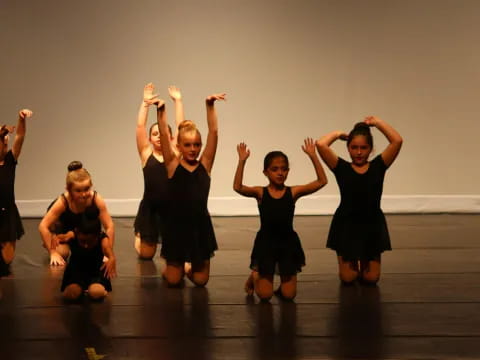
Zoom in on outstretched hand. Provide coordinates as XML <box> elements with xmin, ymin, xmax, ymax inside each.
<box><xmin>364</xmin><ymin>116</ymin><xmax>380</xmax><ymax>127</ymax></box>
<box><xmin>143</xmin><ymin>83</ymin><xmax>159</xmax><ymax>105</ymax></box>
<box><xmin>237</xmin><ymin>142</ymin><xmax>250</xmax><ymax>161</ymax></box>
<box><xmin>18</xmin><ymin>109</ymin><xmax>33</xmax><ymax>119</ymax></box>
<box><xmin>101</xmin><ymin>257</ymin><xmax>117</xmax><ymax>279</ymax></box>
<box><xmin>206</xmin><ymin>93</ymin><xmax>227</xmax><ymax>105</ymax></box>
<box><xmin>50</xmin><ymin>252</ymin><xmax>66</xmax><ymax>266</ymax></box>
<box><xmin>301</xmin><ymin>138</ymin><xmax>316</xmax><ymax>157</ymax></box>
<box><xmin>168</xmin><ymin>85</ymin><xmax>182</xmax><ymax>101</ymax></box>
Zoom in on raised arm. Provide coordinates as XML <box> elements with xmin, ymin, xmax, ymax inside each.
<box><xmin>200</xmin><ymin>93</ymin><xmax>226</xmax><ymax>174</ymax></box>
<box><xmin>292</xmin><ymin>138</ymin><xmax>328</xmax><ymax>200</ymax></box>
<box><xmin>315</xmin><ymin>130</ymin><xmax>348</xmax><ymax>170</ymax></box>
<box><xmin>168</xmin><ymin>85</ymin><xmax>185</xmax><ymax>148</ymax></box>
<box><xmin>12</xmin><ymin>109</ymin><xmax>33</xmax><ymax>160</ymax></box>
<box><xmin>233</xmin><ymin>142</ymin><xmax>263</xmax><ymax>199</ymax></box>
<box><xmin>136</xmin><ymin>83</ymin><xmax>157</xmax><ymax>165</ymax></box>
<box><xmin>100</xmin><ymin>236</ymin><xmax>117</xmax><ymax>279</ymax></box>
<box><xmin>364</xmin><ymin>116</ymin><xmax>403</xmax><ymax>168</ymax></box>
<box><xmin>95</xmin><ymin>193</ymin><xmax>115</xmax><ymax>247</ymax></box>
<box><xmin>154</xmin><ymin>99</ymin><xmax>178</xmax><ymax>176</ymax></box>
<box><xmin>38</xmin><ymin>197</ymin><xmax>67</xmax><ymax>265</ymax></box>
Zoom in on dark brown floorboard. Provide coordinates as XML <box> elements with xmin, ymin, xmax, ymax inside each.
<box><xmin>1</xmin><ymin>215</ymin><xmax>479</xmax><ymax>359</ymax></box>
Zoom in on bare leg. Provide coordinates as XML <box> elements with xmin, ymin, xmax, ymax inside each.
<box><xmin>88</xmin><ymin>283</ymin><xmax>107</xmax><ymax>300</ymax></box>
<box><xmin>360</xmin><ymin>256</ymin><xmax>381</xmax><ymax>284</ymax></box>
<box><xmin>244</xmin><ymin>271</ymin><xmax>254</xmax><ymax>296</ymax></box>
<box><xmin>252</xmin><ymin>271</ymin><xmax>274</xmax><ymax>302</ymax></box>
<box><xmin>277</xmin><ymin>275</ymin><xmax>297</xmax><ymax>300</ymax></box>
<box><xmin>163</xmin><ymin>262</ymin><xmax>184</xmax><ymax>287</ymax></box>
<box><xmin>337</xmin><ymin>256</ymin><xmax>359</xmax><ymax>284</ymax></box>
<box><xmin>134</xmin><ymin>233</ymin><xmax>157</xmax><ymax>260</ymax></box>
<box><xmin>1</xmin><ymin>241</ymin><xmax>15</xmax><ymax>264</ymax></box>
<box><xmin>63</xmin><ymin>283</ymin><xmax>83</xmax><ymax>301</ymax></box>
<box><xmin>187</xmin><ymin>260</ymin><xmax>210</xmax><ymax>287</ymax></box>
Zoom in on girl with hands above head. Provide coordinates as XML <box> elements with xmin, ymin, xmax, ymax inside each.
<box><xmin>154</xmin><ymin>90</ymin><xmax>226</xmax><ymax>287</ymax></box>
<box><xmin>38</xmin><ymin>161</ymin><xmax>115</xmax><ymax>266</ymax></box>
<box><xmin>233</xmin><ymin>138</ymin><xmax>328</xmax><ymax>301</ymax></box>
<box><xmin>59</xmin><ymin>216</ymin><xmax>116</xmax><ymax>302</ymax></box>
<box><xmin>134</xmin><ymin>83</ymin><xmax>184</xmax><ymax>260</ymax></box>
<box><xmin>0</xmin><ymin>109</ymin><xmax>33</xmax><ymax>278</ymax></box>
<box><xmin>316</xmin><ymin>116</ymin><xmax>403</xmax><ymax>285</ymax></box>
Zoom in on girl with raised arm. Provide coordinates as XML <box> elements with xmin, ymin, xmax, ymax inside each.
<box><xmin>134</xmin><ymin>83</ymin><xmax>184</xmax><ymax>259</ymax></box>
<box><xmin>38</xmin><ymin>161</ymin><xmax>114</xmax><ymax>266</ymax></box>
<box><xmin>0</xmin><ymin>109</ymin><xmax>33</xmax><ymax>277</ymax></box>
<box><xmin>152</xmin><ymin>91</ymin><xmax>225</xmax><ymax>287</ymax></box>
<box><xmin>316</xmin><ymin>116</ymin><xmax>402</xmax><ymax>285</ymax></box>
<box><xmin>233</xmin><ymin>139</ymin><xmax>327</xmax><ymax>301</ymax></box>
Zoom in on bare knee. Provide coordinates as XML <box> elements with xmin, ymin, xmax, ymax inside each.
<box><xmin>191</xmin><ymin>272</ymin><xmax>209</xmax><ymax>287</ymax></box>
<box><xmin>339</xmin><ymin>269</ymin><xmax>359</xmax><ymax>284</ymax></box>
<box><xmin>135</xmin><ymin>236</ymin><xmax>157</xmax><ymax>260</ymax></box>
<box><xmin>279</xmin><ymin>288</ymin><xmax>297</xmax><ymax>300</ymax></box>
<box><xmin>256</xmin><ymin>287</ymin><xmax>273</xmax><ymax>301</ymax></box>
<box><xmin>1</xmin><ymin>242</ymin><xmax>16</xmax><ymax>264</ymax></box>
<box><xmin>164</xmin><ymin>264</ymin><xmax>184</xmax><ymax>287</ymax></box>
<box><xmin>88</xmin><ymin>283</ymin><xmax>107</xmax><ymax>300</ymax></box>
<box><xmin>63</xmin><ymin>284</ymin><xmax>83</xmax><ymax>301</ymax></box>
<box><xmin>362</xmin><ymin>270</ymin><xmax>380</xmax><ymax>284</ymax></box>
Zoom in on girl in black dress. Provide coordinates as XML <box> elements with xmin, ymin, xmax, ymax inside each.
<box><xmin>316</xmin><ymin>116</ymin><xmax>402</xmax><ymax>284</ymax></box>
<box><xmin>38</xmin><ymin>162</ymin><xmax>115</xmax><ymax>266</ymax></box>
<box><xmin>134</xmin><ymin>83</ymin><xmax>184</xmax><ymax>259</ymax></box>
<box><xmin>148</xmin><ymin>90</ymin><xmax>225</xmax><ymax>287</ymax></box>
<box><xmin>57</xmin><ymin>216</ymin><xmax>116</xmax><ymax>301</ymax></box>
<box><xmin>0</xmin><ymin>109</ymin><xmax>33</xmax><ymax>278</ymax></box>
<box><xmin>233</xmin><ymin>139</ymin><xmax>327</xmax><ymax>301</ymax></box>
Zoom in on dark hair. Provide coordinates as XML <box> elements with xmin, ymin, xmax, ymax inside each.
<box><xmin>263</xmin><ymin>151</ymin><xmax>289</xmax><ymax>171</ymax></box>
<box><xmin>76</xmin><ymin>216</ymin><xmax>101</xmax><ymax>235</ymax></box>
<box><xmin>66</xmin><ymin>161</ymin><xmax>92</xmax><ymax>191</ymax></box>
<box><xmin>347</xmin><ymin>122</ymin><xmax>373</xmax><ymax>148</ymax></box>
<box><xmin>0</xmin><ymin>125</ymin><xmax>10</xmax><ymax>143</ymax></box>
<box><xmin>149</xmin><ymin>123</ymin><xmax>172</xmax><ymax>137</ymax></box>
<box><xmin>67</xmin><ymin>161</ymin><xmax>83</xmax><ymax>172</ymax></box>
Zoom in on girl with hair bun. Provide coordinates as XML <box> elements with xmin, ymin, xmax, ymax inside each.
<box><xmin>316</xmin><ymin>116</ymin><xmax>403</xmax><ymax>285</ymax></box>
<box><xmin>0</xmin><ymin>109</ymin><xmax>33</xmax><ymax>278</ymax></box>
<box><xmin>147</xmin><ymin>90</ymin><xmax>226</xmax><ymax>287</ymax></box>
<box><xmin>233</xmin><ymin>139</ymin><xmax>327</xmax><ymax>301</ymax></box>
<box><xmin>38</xmin><ymin>161</ymin><xmax>115</xmax><ymax>266</ymax></box>
<box><xmin>134</xmin><ymin>83</ymin><xmax>184</xmax><ymax>260</ymax></box>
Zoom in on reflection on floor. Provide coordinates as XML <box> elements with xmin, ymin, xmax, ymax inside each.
<box><xmin>1</xmin><ymin>215</ymin><xmax>479</xmax><ymax>359</ymax></box>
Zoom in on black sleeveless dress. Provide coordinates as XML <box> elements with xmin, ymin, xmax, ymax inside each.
<box><xmin>327</xmin><ymin>155</ymin><xmax>391</xmax><ymax>261</ymax></box>
<box><xmin>160</xmin><ymin>163</ymin><xmax>217</xmax><ymax>264</ymax></box>
<box><xmin>134</xmin><ymin>154</ymin><xmax>169</xmax><ymax>244</ymax></box>
<box><xmin>250</xmin><ymin>187</ymin><xmax>305</xmax><ymax>276</ymax></box>
<box><xmin>0</xmin><ymin>150</ymin><xmax>24</xmax><ymax>276</ymax></box>
<box><xmin>61</xmin><ymin>232</ymin><xmax>112</xmax><ymax>291</ymax></box>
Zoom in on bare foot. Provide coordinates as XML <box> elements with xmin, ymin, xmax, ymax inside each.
<box><xmin>244</xmin><ymin>273</ymin><xmax>254</xmax><ymax>296</ymax></box>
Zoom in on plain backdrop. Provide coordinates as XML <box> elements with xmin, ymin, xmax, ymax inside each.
<box><xmin>1</xmin><ymin>0</ymin><xmax>479</xmax><ymax>214</ymax></box>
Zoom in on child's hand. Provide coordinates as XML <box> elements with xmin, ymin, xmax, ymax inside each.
<box><xmin>301</xmin><ymin>138</ymin><xmax>316</xmax><ymax>157</ymax></box>
<box><xmin>101</xmin><ymin>257</ymin><xmax>117</xmax><ymax>279</ymax></box>
<box><xmin>237</xmin><ymin>142</ymin><xmax>250</xmax><ymax>161</ymax></box>
<box><xmin>364</xmin><ymin>116</ymin><xmax>380</xmax><ymax>127</ymax></box>
<box><xmin>143</xmin><ymin>83</ymin><xmax>159</xmax><ymax>105</ymax></box>
<box><xmin>338</xmin><ymin>131</ymin><xmax>349</xmax><ymax>141</ymax></box>
<box><xmin>168</xmin><ymin>85</ymin><xmax>182</xmax><ymax>101</ymax></box>
<box><xmin>206</xmin><ymin>93</ymin><xmax>226</xmax><ymax>105</ymax></box>
<box><xmin>19</xmin><ymin>109</ymin><xmax>33</xmax><ymax>119</ymax></box>
<box><xmin>49</xmin><ymin>251</ymin><xmax>66</xmax><ymax>266</ymax></box>
<box><xmin>55</xmin><ymin>231</ymin><xmax>74</xmax><ymax>244</ymax></box>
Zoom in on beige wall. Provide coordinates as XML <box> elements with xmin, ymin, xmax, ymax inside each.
<box><xmin>1</xmin><ymin>0</ymin><xmax>479</xmax><ymax>209</ymax></box>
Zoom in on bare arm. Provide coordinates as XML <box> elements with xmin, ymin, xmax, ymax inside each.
<box><xmin>136</xmin><ymin>83</ymin><xmax>157</xmax><ymax>165</ymax></box>
<box><xmin>12</xmin><ymin>109</ymin><xmax>33</xmax><ymax>160</ymax></box>
<box><xmin>168</xmin><ymin>85</ymin><xmax>185</xmax><ymax>148</ymax></box>
<box><xmin>233</xmin><ymin>142</ymin><xmax>263</xmax><ymax>199</ymax></box>
<box><xmin>38</xmin><ymin>197</ymin><xmax>67</xmax><ymax>265</ymax></box>
<box><xmin>315</xmin><ymin>130</ymin><xmax>348</xmax><ymax>170</ymax></box>
<box><xmin>95</xmin><ymin>194</ymin><xmax>115</xmax><ymax>247</ymax></box>
<box><xmin>364</xmin><ymin>116</ymin><xmax>403</xmax><ymax>168</ymax></box>
<box><xmin>292</xmin><ymin>138</ymin><xmax>328</xmax><ymax>200</ymax></box>
<box><xmin>155</xmin><ymin>100</ymin><xmax>178</xmax><ymax>177</ymax></box>
<box><xmin>100</xmin><ymin>236</ymin><xmax>117</xmax><ymax>279</ymax></box>
<box><xmin>200</xmin><ymin>93</ymin><xmax>226</xmax><ymax>174</ymax></box>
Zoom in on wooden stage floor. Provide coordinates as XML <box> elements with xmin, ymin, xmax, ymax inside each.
<box><xmin>1</xmin><ymin>215</ymin><xmax>479</xmax><ymax>359</ymax></box>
